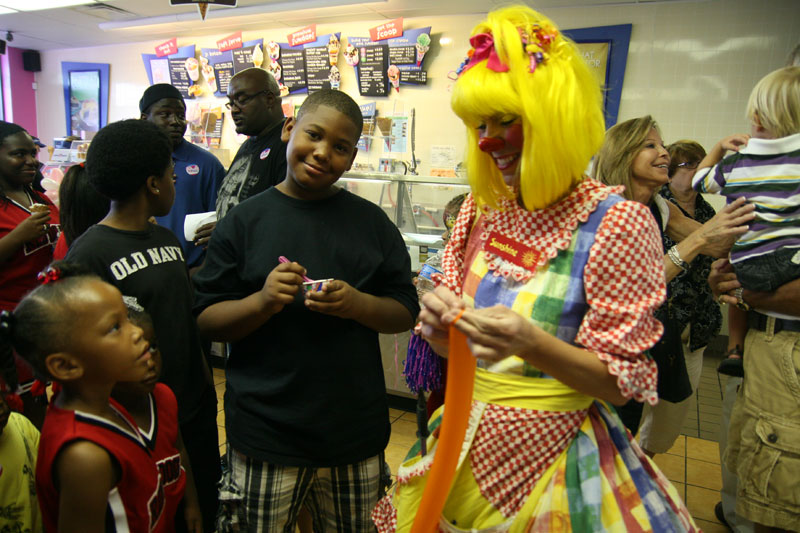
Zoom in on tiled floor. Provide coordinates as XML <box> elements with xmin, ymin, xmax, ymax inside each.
<box><xmin>211</xmin><ymin>347</ymin><xmax>731</xmax><ymax>531</ymax></box>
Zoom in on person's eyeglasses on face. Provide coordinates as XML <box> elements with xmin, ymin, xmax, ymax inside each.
<box><xmin>225</xmin><ymin>90</ymin><xmax>271</xmax><ymax>110</ymax></box>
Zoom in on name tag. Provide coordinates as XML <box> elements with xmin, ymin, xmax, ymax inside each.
<box><xmin>484</xmin><ymin>230</ymin><xmax>541</xmax><ymax>271</ymax></box>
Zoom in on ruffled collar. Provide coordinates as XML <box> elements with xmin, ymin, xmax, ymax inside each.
<box><xmin>441</xmin><ymin>178</ymin><xmax>623</xmax><ymax>295</ymax></box>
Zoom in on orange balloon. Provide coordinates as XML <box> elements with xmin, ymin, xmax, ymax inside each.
<box><xmin>410</xmin><ymin>326</ymin><xmax>476</xmax><ymax>532</ymax></box>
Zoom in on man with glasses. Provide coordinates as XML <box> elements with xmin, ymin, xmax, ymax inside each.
<box><xmin>216</xmin><ymin>68</ymin><xmax>287</xmax><ymax>218</ymax></box>
<box><xmin>139</xmin><ymin>83</ymin><xmax>225</xmax><ymax>272</ymax></box>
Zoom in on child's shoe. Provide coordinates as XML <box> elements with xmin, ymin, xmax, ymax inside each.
<box><xmin>717</xmin><ymin>346</ymin><xmax>744</xmax><ymax>377</ymax></box>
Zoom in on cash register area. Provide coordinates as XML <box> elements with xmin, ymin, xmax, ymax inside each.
<box><xmin>213</xmin><ymin>348</ymin><xmax>733</xmax><ymax>532</ymax></box>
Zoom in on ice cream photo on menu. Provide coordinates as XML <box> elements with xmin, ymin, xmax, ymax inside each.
<box><xmin>387</xmin><ymin>64</ymin><xmax>400</xmax><ymax>92</ymax></box>
<box><xmin>185</xmin><ymin>57</ymin><xmax>200</xmax><ymax>81</ymax></box>
<box><xmin>267</xmin><ymin>40</ymin><xmax>280</xmax><ymax>61</ymax></box>
<box><xmin>329</xmin><ymin>65</ymin><xmax>341</xmax><ymax>90</ymax></box>
<box><xmin>416</xmin><ymin>33</ymin><xmax>431</xmax><ymax>66</ymax></box>
<box><xmin>328</xmin><ymin>34</ymin><xmax>340</xmax><ymax>66</ymax></box>
<box><xmin>252</xmin><ymin>44</ymin><xmax>264</xmax><ymax>68</ymax></box>
<box><xmin>345</xmin><ymin>42</ymin><xmax>359</xmax><ymax>66</ymax></box>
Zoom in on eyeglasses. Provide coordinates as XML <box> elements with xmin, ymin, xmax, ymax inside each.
<box><xmin>677</xmin><ymin>161</ymin><xmax>699</xmax><ymax>170</ymax></box>
<box><xmin>225</xmin><ymin>90</ymin><xmax>271</xmax><ymax>110</ymax></box>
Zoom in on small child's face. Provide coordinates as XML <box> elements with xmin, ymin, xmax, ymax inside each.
<box><xmin>441</xmin><ymin>211</ymin><xmax>457</xmax><ymax>244</ymax></box>
<box><xmin>280</xmin><ymin>105</ymin><xmax>359</xmax><ymax>200</ymax></box>
<box><xmin>114</xmin><ymin>321</ymin><xmax>161</xmax><ymax>397</ymax></box>
<box><xmin>66</xmin><ymin>281</ymin><xmax>154</xmax><ymax>384</ymax></box>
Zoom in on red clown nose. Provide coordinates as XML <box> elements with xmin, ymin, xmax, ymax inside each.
<box><xmin>478</xmin><ymin>136</ymin><xmax>505</xmax><ymax>153</ymax></box>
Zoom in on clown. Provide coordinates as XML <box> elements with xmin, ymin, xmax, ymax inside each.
<box><xmin>372</xmin><ymin>6</ymin><xmax>700</xmax><ymax>532</ymax></box>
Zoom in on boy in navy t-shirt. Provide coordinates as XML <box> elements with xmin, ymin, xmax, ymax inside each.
<box><xmin>194</xmin><ymin>90</ymin><xmax>418</xmax><ymax>531</ymax></box>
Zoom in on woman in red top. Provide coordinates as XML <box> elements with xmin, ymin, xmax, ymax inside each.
<box><xmin>0</xmin><ymin>121</ymin><xmax>60</xmax><ymax>426</ymax></box>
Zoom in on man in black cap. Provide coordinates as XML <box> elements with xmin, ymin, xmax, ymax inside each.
<box><xmin>216</xmin><ymin>68</ymin><xmax>287</xmax><ymax>218</ymax></box>
<box><xmin>139</xmin><ymin>83</ymin><xmax>225</xmax><ymax>272</ymax></box>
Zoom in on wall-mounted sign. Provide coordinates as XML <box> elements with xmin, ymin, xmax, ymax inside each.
<box><xmin>201</xmin><ymin>38</ymin><xmax>263</xmax><ymax>96</ymax></box>
<box><xmin>155</xmin><ymin>38</ymin><xmax>178</xmax><ymax>57</ymax></box>
<box><xmin>217</xmin><ymin>31</ymin><xmax>243</xmax><ymax>52</ymax></box>
<box><xmin>348</xmin><ymin>26</ymin><xmax>430</xmax><ymax>97</ymax></box>
<box><xmin>142</xmin><ymin>45</ymin><xmax>199</xmax><ymax>99</ymax></box>
<box><xmin>288</xmin><ymin>24</ymin><xmax>317</xmax><ymax>47</ymax></box>
<box><xmin>369</xmin><ymin>18</ymin><xmax>403</xmax><ymax>42</ymax></box>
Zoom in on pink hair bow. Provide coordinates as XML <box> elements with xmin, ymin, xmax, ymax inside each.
<box><xmin>463</xmin><ymin>33</ymin><xmax>509</xmax><ymax>74</ymax></box>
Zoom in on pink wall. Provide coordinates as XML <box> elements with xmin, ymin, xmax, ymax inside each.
<box><xmin>2</xmin><ymin>46</ymin><xmax>37</xmax><ymax>135</ymax></box>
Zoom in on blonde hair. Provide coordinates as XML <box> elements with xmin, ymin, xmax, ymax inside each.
<box><xmin>451</xmin><ymin>5</ymin><xmax>605</xmax><ymax>211</ymax></box>
<box><xmin>746</xmin><ymin>66</ymin><xmax>800</xmax><ymax>138</ymax></box>
<box><xmin>591</xmin><ymin>116</ymin><xmax>658</xmax><ymax>201</ymax></box>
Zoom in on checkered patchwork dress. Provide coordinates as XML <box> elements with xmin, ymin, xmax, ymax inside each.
<box><xmin>373</xmin><ymin>179</ymin><xmax>699</xmax><ymax>532</ymax></box>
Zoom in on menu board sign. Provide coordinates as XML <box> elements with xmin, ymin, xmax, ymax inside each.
<box><xmin>288</xmin><ymin>24</ymin><xmax>317</xmax><ymax>47</ymax></box>
<box><xmin>348</xmin><ymin>26</ymin><xmax>431</xmax><ymax>96</ymax></box>
<box><xmin>142</xmin><ymin>44</ymin><xmax>198</xmax><ymax>99</ymax></box>
<box><xmin>304</xmin><ymin>46</ymin><xmax>331</xmax><ymax>93</ymax></box>
<box><xmin>217</xmin><ymin>31</ymin><xmax>243</xmax><ymax>52</ymax></box>
<box><xmin>155</xmin><ymin>38</ymin><xmax>178</xmax><ymax>57</ymax></box>
<box><xmin>349</xmin><ymin>42</ymin><xmax>389</xmax><ymax>97</ymax></box>
<box><xmin>272</xmin><ymin>32</ymin><xmax>341</xmax><ymax>95</ymax></box>
<box><xmin>369</xmin><ymin>18</ymin><xmax>403</xmax><ymax>42</ymax></box>
<box><xmin>201</xmin><ymin>38</ymin><xmax>263</xmax><ymax>97</ymax></box>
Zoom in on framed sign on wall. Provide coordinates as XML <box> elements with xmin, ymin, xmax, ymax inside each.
<box><xmin>61</xmin><ymin>62</ymin><xmax>109</xmax><ymax>139</ymax></box>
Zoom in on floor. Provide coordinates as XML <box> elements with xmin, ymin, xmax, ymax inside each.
<box><xmin>211</xmin><ymin>346</ymin><xmax>732</xmax><ymax>531</ymax></box>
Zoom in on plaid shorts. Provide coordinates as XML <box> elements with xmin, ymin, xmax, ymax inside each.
<box><xmin>217</xmin><ymin>445</ymin><xmax>387</xmax><ymax>532</ymax></box>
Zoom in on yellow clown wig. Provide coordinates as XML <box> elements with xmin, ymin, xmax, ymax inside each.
<box><xmin>451</xmin><ymin>6</ymin><xmax>606</xmax><ymax>211</ymax></box>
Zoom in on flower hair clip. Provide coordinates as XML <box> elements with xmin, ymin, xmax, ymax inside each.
<box><xmin>451</xmin><ymin>23</ymin><xmax>559</xmax><ymax>78</ymax></box>
<box><xmin>520</xmin><ymin>23</ymin><xmax>558</xmax><ymax>73</ymax></box>
<box><xmin>37</xmin><ymin>265</ymin><xmax>63</xmax><ymax>285</ymax></box>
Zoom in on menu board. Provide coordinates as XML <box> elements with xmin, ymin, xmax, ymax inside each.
<box><xmin>388</xmin><ymin>46</ymin><xmax>415</xmax><ymax>65</ymax></box>
<box><xmin>348</xmin><ymin>27</ymin><xmax>431</xmax><ymax>96</ymax></box>
<box><xmin>304</xmin><ymin>46</ymin><xmax>332</xmax><ymax>93</ymax></box>
<box><xmin>142</xmin><ymin>45</ymin><xmax>197</xmax><ymax>99</ymax></box>
<box><xmin>201</xmin><ymin>39</ymin><xmax>263</xmax><ymax>97</ymax></box>
<box><xmin>273</xmin><ymin>33</ymin><xmax>341</xmax><ymax>95</ymax></box>
<box><xmin>399</xmin><ymin>68</ymin><xmax>427</xmax><ymax>85</ymax></box>
<box><xmin>168</xmin><ymin>58</ymin><xmax>193</xmax><ymax>97</ymax></box>
<box><xmin>280</xmin><ymin>48</ymin><xmax>307</xmax><ymax>93</ymax></box>
<box><xmin>356</xmin><ymin>44</ymin><xmax>389</xmax><ymax>97</ymax></box>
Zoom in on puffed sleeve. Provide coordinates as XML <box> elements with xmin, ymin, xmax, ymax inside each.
<box><xmin>576</xmin><ymin>200</ymin><xmax>665</xmax><ymax>405</ymax></box>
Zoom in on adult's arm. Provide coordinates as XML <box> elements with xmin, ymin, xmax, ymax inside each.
<box><xmin>709</xmin><ymin>258</ymin><xmax>800</xmax><ymax>316</ymax></box>
<box><xmin>663</xmin><ymin>198</ymin><xmax>754</xmax><ymax>283</ymax></box>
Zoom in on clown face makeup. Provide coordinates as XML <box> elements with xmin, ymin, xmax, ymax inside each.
<box><xmin>477</xmin><ymin>115</ymin><xmax>523</xmax><ymax>186</ymax></box>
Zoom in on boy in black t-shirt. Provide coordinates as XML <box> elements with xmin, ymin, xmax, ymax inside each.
<box><xmin>65</xmin><ymin>119</ymin><xmax>220</xmax><ymax>532</ymax></box>
<box><xmin>194</xmin><ymin>90</ymin><xmax>418</xmax><ymax>531</ymax></box>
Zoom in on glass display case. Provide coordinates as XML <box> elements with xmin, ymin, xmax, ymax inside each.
<box><xmin>339</xmin><ymin>172</ymin><xmax>470</xmax><ymax>398</ymax></box>
<box><xmin>339</xmin><ymin>171</ymin><xmax>470</xmax><ymax>272</ymax></box>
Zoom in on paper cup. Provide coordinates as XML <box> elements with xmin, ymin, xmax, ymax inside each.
<box><xmin>302</xmin><ymin>278</ymin><xmax>333</xmax><ymax>293</ymax></box>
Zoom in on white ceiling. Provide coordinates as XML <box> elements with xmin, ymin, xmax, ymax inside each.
<box><xmin>0</xmin><ymin>0</ymin><xmax>666</xmax><ymax>51</ymax></box>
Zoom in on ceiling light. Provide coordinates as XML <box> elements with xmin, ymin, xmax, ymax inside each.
<box><xmin>0</xmin><ymin>0</ymin><xmax>97</xmax><ymax>12</ymax></box>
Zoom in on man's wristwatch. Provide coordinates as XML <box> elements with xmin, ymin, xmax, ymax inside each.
<box><xmin>734</xmin><ymin>287</ymin><xmax>750</xmax><ymax>311</ymax></box>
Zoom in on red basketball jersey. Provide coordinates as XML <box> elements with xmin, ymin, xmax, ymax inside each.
<box><xmin>36</xmin><ymin>399</ymin><xmax>165</xmax><ymax>532</ymax></box>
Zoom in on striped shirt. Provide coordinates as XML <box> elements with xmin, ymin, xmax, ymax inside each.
<box><xmin>693</xmin><ymin>133</ymin><xmax>800</xmax><ymax>263</ymax></box>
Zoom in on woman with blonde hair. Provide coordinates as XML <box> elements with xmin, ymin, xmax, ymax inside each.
<box><xmin>373</xmin><ymin>7</ymin><xmax>701</xmax><ymax>531</ymax></box>
<box><xmin>592</xmin><ymin>117</ymin><xmax>753</xmax><ymax>441</ymax></box>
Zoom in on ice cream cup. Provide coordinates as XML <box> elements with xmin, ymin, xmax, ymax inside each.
<box><xmin>185</xmin><ymin>57</ymin><xmax>200</xmax><ymax>82</ymax></box>
<box><xmin>303</xmin><ymin>279</ymin><xmax>334</xmax><ymax>293</ymax></box>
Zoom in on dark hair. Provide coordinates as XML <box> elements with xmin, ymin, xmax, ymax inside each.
<box><xmin>444</xmin><ymin>194</ymin><xmax>467</xmax><ymax>217</ymax></box>
<box><xmin>0</xmin><ymin>262</ymin><xmax>99</xmax><ymax>382</ymax></box>
<box><xmin>667</xmin><ymin>140</ymin><xmax>706</xmax><ymax>178</ymax></box>
<box><xmin>0</xmin><ymin>120</ymin><xmax>26</xmax><ymax>146</ymax></box>
<box><xmin>0</xmin><ymin>121</ymin><xmax>38</xmax><ymax>204</ymax></box>
<box><xmin>59</xmin><ymin>164</ymin><xmax>110</xmax><ymax>246</ymax></box>
<box><xmin>296</xmin><ymin>89</ymin><xmax>363</xmax><ymax>142</ymax></box>
<box><xmin>127</xmin><ymin>306</ymin><xmax>154</xmax><ymax>333</ymax></box>
<box><xmin>85</xmin><ymin>120</ymin><xmax>172</xmax><ymax>201</ymax></box>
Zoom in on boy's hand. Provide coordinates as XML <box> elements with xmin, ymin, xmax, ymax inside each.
<box><xmin>260</xmin><ymin>262</ymin><xmax>305</xmax><ymax>315</ymax></box>
<box><xmin>718</xmin><ymin>133</ymin><xmax>750</xmax><ymax>153</ymax></box>
<box><xmin>193</xmin><ymin>221</ymin><xmax>216</xmax><ymax>248</ymax></box>
<box><xmin>184</xmin><ymin>504</ymin><xmax>204</xmax><ymax>533</ymax></box>
<box><xmin>304</xmin><ymin>279</ymin><xmax>360</xmax><ymax>319</ymax></box>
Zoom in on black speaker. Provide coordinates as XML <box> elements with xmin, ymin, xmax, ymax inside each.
<box><xmin>22</xmin><ymin>50</ymin><xmax>40</xmax><ymax>72</ymax></box>
<box><xmin>0</xmin><ymin>40</ymin><xmax>6</xmax><ymax>55</ymax></box>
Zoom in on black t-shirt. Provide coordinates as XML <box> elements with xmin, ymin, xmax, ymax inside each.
<box><xmin>216</xmin><ymin>121</ymin><xmax>287</xmax><ymax>219</ymax></box>
<box><xmin>193</xmin><ymin>187</ymin><xmax>419</xmax><ymax>467</ymax></box>
<box><xmin>65</xmin><ymin>224</ymin><xmax>214</xmax><ymax>424</ymax></box>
